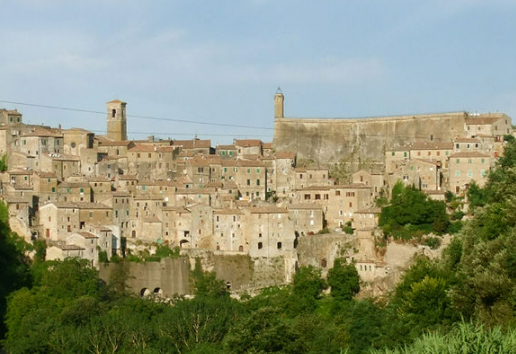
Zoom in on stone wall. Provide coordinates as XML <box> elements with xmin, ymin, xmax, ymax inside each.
<box><xmin>99</xmin><ymin>257</ymin><xmax>191</xmax><ymax>298</ymax></box>
<box><xmin>273</xmin><ymin>112</ymin><xmax>468</xmax><ymax>169</ymax></box>
<box><xmin>296</xmin><ymin>233</ymin><xmax>356</xmax><ymax>276</ymax></box>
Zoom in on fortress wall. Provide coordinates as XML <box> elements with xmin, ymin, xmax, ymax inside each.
<box><xmin>273</xmin><ymin>113</ymin><xmax>467</xmax><ymax>167</ymax></box>
<box><xmin>100</xmin><ymin>257</ymin><xmax>191</xmax><ymax>297</ymax></box>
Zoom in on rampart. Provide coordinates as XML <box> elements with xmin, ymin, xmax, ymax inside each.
<box><xmin>273</xmin><ymin>112</ymin><xmax>468</xmax><ymax>168</ymax></box>
<box><xmin>99</xmin><ymin>257</ymin><xmax>191</xmax><ymax>298</ymax></box>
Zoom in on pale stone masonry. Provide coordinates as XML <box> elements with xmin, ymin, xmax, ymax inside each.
<box><xmin>0</xmin><ymin>94</ymin><xmax>512</xmax><ymax>272</ymax></box>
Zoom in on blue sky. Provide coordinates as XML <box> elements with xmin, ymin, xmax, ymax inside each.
<box><xmin>1</xmin><ymin>0</ymin><xmax>515</xmax><ymax>145</ymax></box>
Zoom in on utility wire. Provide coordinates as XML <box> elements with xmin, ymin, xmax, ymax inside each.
<box><xmin>0</xmin><ymin>100</ymin><xmax>275</xmax><ymax>131</ymax></box>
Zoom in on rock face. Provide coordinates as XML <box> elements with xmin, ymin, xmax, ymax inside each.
<box><xmin>273</xmin><ymin>112</ymin><xmax>467</xmax><ymax>169</ymax></box>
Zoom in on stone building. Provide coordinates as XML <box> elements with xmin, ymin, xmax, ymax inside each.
<box><xmin>106</xmin><ymin>100</ymin><xmax>127</xmax><ymax>141</ymax></box>
<box><xmin>448</xmin><ymin>152</ymin><xmax>491</xmax><ymax>193</ymax></box>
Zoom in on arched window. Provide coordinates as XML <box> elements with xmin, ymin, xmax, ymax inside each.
<box><xmin>239</xmin><ymin>245</ymin><xmax>244</xmax><ymax>252</ymax></box>
<box><xmin>112</xmin><ymin>109</ymin><xmax>116</xmax><ymax>117</ymax></box>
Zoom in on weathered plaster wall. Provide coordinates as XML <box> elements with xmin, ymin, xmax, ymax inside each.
<box><xmin>273</xmin><ymin>113</ymin><xmax>467</xmax><ymax>168</ymax></box>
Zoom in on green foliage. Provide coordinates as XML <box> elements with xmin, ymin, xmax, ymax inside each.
<box><xmin>191</xmin><ymin>258</ymin><xmax>229</xmax><ymax>298</ymax></box>
<box><xmin>336</xmin><ymin>300</ymin><xmax>387</xmax><ymax>354</ymax></box>
<box><xmin>380</xmin><ymin>182</ymin><xmax>449</xmax><ymax>239</ymax></box>
<box><xmin>0</xmin><ymin>202</ymin><xmax>30</xmax><ymax>339</ymax></box>
<box><xmin>467</xmin><ymin>181</ymin><xmax>488</xmax><ymax>210</ymax></box>
<box><xmin>0</xmin><ymin>154</ymin><xmax>7</xmax><ymax>172</ymax></box>
<box><xmin>153</xmin><ymin>244</ymin><xmax>180</xmax><ymax>259</ymax></box>
<box><xmin>33</xmin><ymin>239</ymin><xmax>47</xmax><ymax>263</ymax></box>
<box><xmin>98</xmin><ymin>250</ymin><xmax>109</xmax><ymax>263</ymax></box>
<box><xmin>341</xmin><ymin>221</ymin><xmax>354</xmax><ymax>234</ymax></box>
<box><xmin>318</xmin><ymin>227</ymin><xmax>330</xmax><ymax>234</ymax></box>
<box><xmin>327</xmin><ymin>258</ymin><xmax>360</xmax><ymax>301</ymax></box>
<box><xmin>108</xmin><ymin>260</ymin><xmax>132</xmax><ymax>297</ymax></box>
<box><xmin>423</xmin><ymin>236</ymin><xmax>441</xmax><ymax>250</ymax></box>
<box><xmin>371</xmin><ymin>322</ymin><xmax>516</xmax><ymax>354</ymax></box>
<box><xmin>159</xmin><ymin>296</ymin><xmax>242</xmax><ymax>353</ymax></box>
<box><xmin>288</xmin><ymin>266</ymin><xmax>326</xmax><ymax>314</ymax></box>
<box><xmin>390</xmin><ymin>256</ymin><xmax>456</xmax><ymax>338</ymax></box>
<box><xmin>224</xmin><ymin>307</ymin><xmax>302</xmax><ymax>354</ymax></box>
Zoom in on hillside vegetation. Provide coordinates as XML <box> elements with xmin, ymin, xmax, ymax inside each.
<box><xmin>3</xmin><ymin>140</ymin><xmax>516</xmax><ymax>353</ymax></box>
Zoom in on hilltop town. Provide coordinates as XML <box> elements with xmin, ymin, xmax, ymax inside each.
<box><xmin>0</xmin><ymin>93</ymin><xmax>512</xmax><ymax>296</ymax></box>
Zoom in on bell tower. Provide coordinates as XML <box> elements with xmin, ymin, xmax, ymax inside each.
<box><xmin>274</xmin><ymin>88</ymin><xmax>284</xmax><ymax>119</ymax></box>
<box><xmin>106</xmin><ymin>100</ymin><xmax>127</xmax><ymax>141</ymax></box>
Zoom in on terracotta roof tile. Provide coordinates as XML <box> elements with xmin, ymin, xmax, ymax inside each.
<box><xmin>449</xmin><ymin>152</ymin><xmax>490</xmax><ymax>158</ymax></box>
<box><xmin>234</xmin><ymin>139</ymin><xmax>262</xmax><ymax>147</ymax></box>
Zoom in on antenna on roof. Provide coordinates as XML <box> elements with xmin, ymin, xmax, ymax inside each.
<box><xmin>276</xmin><ymin>87</ymin><xmax>282</xmax><ymax>94</ymax></box>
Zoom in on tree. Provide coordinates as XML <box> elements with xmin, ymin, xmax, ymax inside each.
<box><xmin>224</xmin><ymin>307</ymin><xmax>301</xmax><ymax>354</ymax></box>
<box><xmin>380</xmin><ymin>182</ymin><xmax>449</xmax><ymax>239</ymax></box>
<box><xmin>159</xmin><ymin>296</ymin><xmax>241</xmax><ymax>353</ymax></box>
<box><xmin>191</xmin><ymin>258</ymin><xmax>228</xmax><ymax>298</ymax></box>
<box><xmin>288</xmin><ymin>265</ymin><xmax>326</xmax><ymax>314</ymax></box>
<box><xmin>327</xmin><ymin>258</ymin><xmax>360</xmax><ymax>301</ymax></box>
<box><xmin>0</xmin><ymin>202</ymin><xmax>30</xmax><ymax>339</ymax></box>
<box><xmin>0</xmin><ymin>154</ymin><xmax>7</xmax><ymax>172</ymax></box>
<box><xmin>108</xmin><ymin>259</ymin><xmax>132</xmax><ymax>297</ymax></box>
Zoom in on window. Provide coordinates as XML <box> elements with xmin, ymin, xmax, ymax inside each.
<box><xmin>112</xmin><ymin>109</ymin><xmax>116</xmax><ymax>117</ymax></box>
<box><xmin>258</xmin><ymin>242</ymin><xmax>263</xmax><ymax>249</ymax></box>
<box><xmin>456</xmin><ymin>170</ymin><xmax>460</xmax><ymax>177</ymax></box>
<box><xmin>256</xmin><ymin>179</ymin><xmax>260</xmax><ymax>186</ymax></box>
<box><xmin>256</xmin><ymin>168</ymin><xmax>260</xmax><ymax>173</ymax></box>
<box><xmin>277</xmin><ymin>242</ymin><xmax>282</xmax><ymax>249</ymax></box>
<box><xmin>247</xmin><ymin>168</ymin><xmax>251</xmax><ymax>174</ymax></box>
<box><xmin>456</xmin><ymin>159</ymin><xmax>460</xmax><ymax>164</ymax></box>
<box><xmin>481</xmin><ymin>169</ymin><xmax>486</xmax><ymax>177</ymax></box>
<box><xmin>391</xmin><ymin>151</ymin><xmax>395</xmax><ymax>156</ymax></box>
<box><xmin>335</xmin><ymin>190</ymin><xmax>340</xmax><ymax>196</ymax></box>
<box><xmin>468</xmin><ymin>170</ymin><xmax>473</xmax><ymax>177</ymax></box>
<box><xmin>468</xmin><ymin>159</ymin><xmax>472</xmax><ymax>164</ymax></box>
<box><xmin>247</xmin><ymin>179</ymin><xmax>251</xmax><ymax>186</ymax></box>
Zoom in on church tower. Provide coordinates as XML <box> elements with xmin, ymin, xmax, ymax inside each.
<box><xmin>274</xmin><ymin>88</ymin><xmax>284</xmax><ymax>119</ymax></box>
<box><xmin>106</xmin><ymin>100</ymin><xmax>127</xmax><ymax>141</ymax></box>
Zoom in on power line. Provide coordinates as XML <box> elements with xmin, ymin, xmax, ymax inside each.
<box><xmin>87</xmin><ymin>128</ymin><xmax>272</xmax><ymax>138</ymax></box>
<box><xmin>0</xmin><ymin>99</ymin><xmax>275</xmax><ymax>131</ymax></box>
